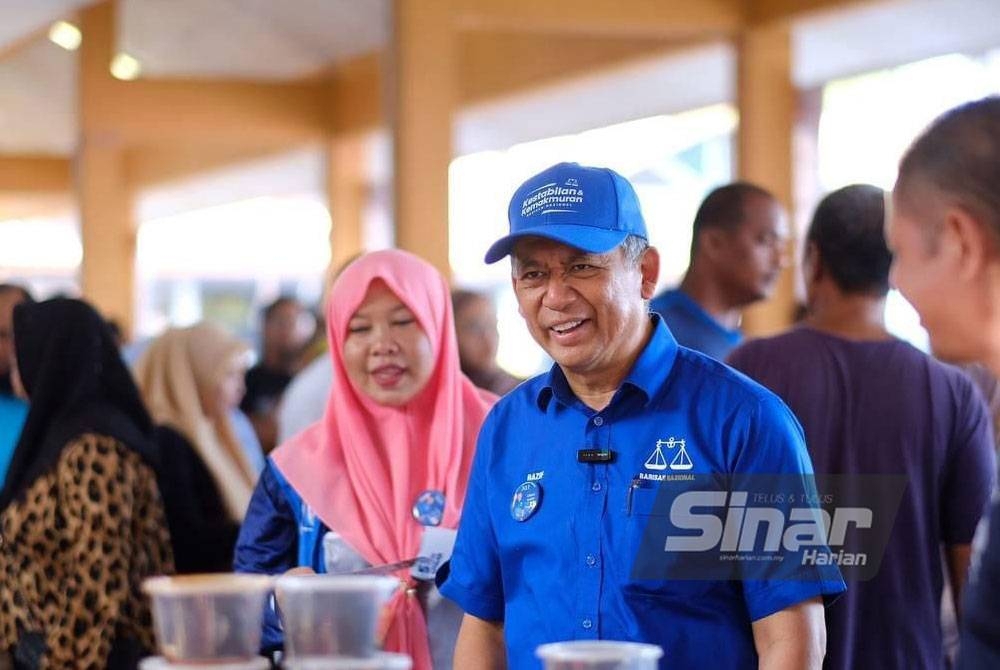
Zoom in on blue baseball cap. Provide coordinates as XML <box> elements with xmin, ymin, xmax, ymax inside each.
<box><xmin>484</xmin><ymin>162</ymin><xmax>648</xmax><ymax>264</ymax></box>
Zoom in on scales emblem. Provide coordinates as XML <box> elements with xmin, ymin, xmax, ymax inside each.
<box><xmin>644</xmin><ymin>437</ymin><xmax>693</xmax><ymax>471</ymax></box>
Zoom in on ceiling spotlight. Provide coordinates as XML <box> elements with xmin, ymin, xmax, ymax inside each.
<box><xmin>48</xmin><ymin>20</ymin><xmax>82</xmax><ymax>51</ymax></box>
<box><xmin>110</xmin><ymin>53</ymin><xmax>142</xmax><ymax>81</ymax></box>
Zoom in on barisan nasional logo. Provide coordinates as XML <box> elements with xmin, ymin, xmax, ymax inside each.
<box><xmin>521</xmin><ymin>178</ymin><xmax>585</xmax><ymax>218</ymax></box>
<box><xmin>645</xmin><ymin>437</ymin><xmax>693</xmax><ymax>471</ymax></box>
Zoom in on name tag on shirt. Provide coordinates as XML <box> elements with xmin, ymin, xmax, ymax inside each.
<box><xmin>411</xmin><ymin>526</ymin><xmax>457</xmax><ymax>581</ymax></box>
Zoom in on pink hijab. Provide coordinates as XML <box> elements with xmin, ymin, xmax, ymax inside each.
<box><xmin>272</xmin><ymin>250</ymin><xmax>496</xmax><ymax>669</ymax></box>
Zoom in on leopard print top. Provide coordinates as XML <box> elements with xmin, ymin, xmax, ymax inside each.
<box><xmin>0</xmin><ymin>434</ymin><xmax>174</xmax><ymax>668</ymax></box>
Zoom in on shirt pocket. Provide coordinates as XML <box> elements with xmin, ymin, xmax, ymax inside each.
<box><xmin>623</xmin><ymin>485</ymin><xmax>720</xmax><ymax>600</ymax></box>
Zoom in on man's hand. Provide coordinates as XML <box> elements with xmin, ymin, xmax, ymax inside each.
<box><xmin>454</xmin><ymin>613</ymin><xmax>506</xmax><ymax>670</ymax></box>
<box><xmin>752</xmin><ymin>596</ymin><xmax>826</xmax><ymax>670</ymax></box>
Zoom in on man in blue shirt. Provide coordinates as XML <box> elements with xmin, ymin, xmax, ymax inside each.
<box><xmin>441</xmin><ymin>163</ymin><xmax>844</xmax><ymax>669</ymax></box>
<box><xmin>886</xmin><ymin>96</ymin><xmax>1000</xmax><ymax>669</ymax></box>
<box><xmin>649</xmin><ymin>183</ymin><xmax>787</xmax><ymax>360</ymax></box>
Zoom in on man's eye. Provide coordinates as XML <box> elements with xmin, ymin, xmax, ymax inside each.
<box><xmin>520</xmin><ymin>271</ymin><xmax>544</xmax><ymax>281</ymax></box>
<box><xmin>571</xmin><ymin>264</ymin><xmax>596</xmax><ymax>272</ymax></box>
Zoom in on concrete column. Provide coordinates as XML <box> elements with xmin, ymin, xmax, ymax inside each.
<box><xmin>78</xmin><ymin>0</ymin><xmax>136</xmax><ymax>334</ymax></box>
<box><xmin>327</xmin><ymin>133</ymin><xmax>368</xmax><ymax>272</ymax></box>
<box><xmin>390</xmin><ymin>0</ymin><xmax>455</xmax><ymax>277</ymax></box>
<box><xmin>736</xmin><ymin>22</ymin><xmax>797</xmax><ymax>336</ymax></box>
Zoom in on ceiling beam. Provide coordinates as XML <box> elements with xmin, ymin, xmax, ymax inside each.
<box><xmin>79</xmin><ymin>1</ymin><xmax>330</xmax><ymax>145</ymax></box>
<box><xmin>0</xmin><ymin>192</ymin><xmax>73</xmax><ymax>220</ymax></box>
<box><xmin>125</xmin><ymin>143</ymin><xmax>300</xmax><ymax>189</ymax></box>
<box><xmin>745</xmin><ymin>0</ymin><xmax>872</xmax><ymax>26</ymax></box>
<box><xmin>89</xmin><ymin>78</ymin><xmax>331</xmax><ymax>144</ymax></box>
<box><xmin>330</xmin><ymin>54</ymin><xmax>383</xmax><ymax>135</ymax></box>
<box><xmin>460</xmin><ymin>31</ymin><xmax>680</xmax><ymax>105</ymax></box>
<box><xmin>332</xmin><ymin>32</ymin><xmax>685</xmax><ymax>135</ymax></box>
<box><xmin>0</xmin><ymin>156</ymin><xmax>71</xmax><ymax>192</ymax></box>
<box><xmin>454</xmin><ymin>0</ymin><xmax>742</xmax><ymax>38</ymax></box>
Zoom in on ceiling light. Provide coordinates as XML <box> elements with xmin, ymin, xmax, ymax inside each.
<box><xmin>110</xmin><ymin>53</ymin><xmax>142</xmax><ymax>81</ymax></box>
<box><xmin>48</xmin><ymin>20</ymin><xmax>81</xmax><ymax>51</ymax></box>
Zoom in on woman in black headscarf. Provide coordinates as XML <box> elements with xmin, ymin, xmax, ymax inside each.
<box><xmin>0</xmin><ymin>299</ymin><xmax>173</xmax><ymax>670</ymax></box>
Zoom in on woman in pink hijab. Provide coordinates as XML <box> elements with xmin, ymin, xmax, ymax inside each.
<box><xmin>234</xmin><ymin>250</ymin><xmax>496</xmax><ymax>669</ymax></box>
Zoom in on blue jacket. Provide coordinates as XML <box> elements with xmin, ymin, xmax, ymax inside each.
<box><xmin>234</xmin><ymin>460</ymin><xmax>328</xmax><ymax>651</ymax></box>
<box><xmin>235</xmin><ymin>459</ymin><xmax>463</xmax><ymax>666</ymax></box>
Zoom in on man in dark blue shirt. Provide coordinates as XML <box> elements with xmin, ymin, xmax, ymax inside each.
<box><xmin>649</xmin><ymin>183</ymin><xmax>787</xmax><ymax>360</ymax></box>
<box><xmin>441</xmin><ymin>163</ymin><xmax>844</xmax><ymax>669</ymax></box>
<box><xmin>887</xmin><ymin>96</ymin><xmax>1000</xmax><ymax>669</ymax></box>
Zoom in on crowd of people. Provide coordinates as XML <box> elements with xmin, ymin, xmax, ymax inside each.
<box><xmin>0</xmin><ymin>95</ymin><xmax>999</xmax><ymax>669</ymax></box>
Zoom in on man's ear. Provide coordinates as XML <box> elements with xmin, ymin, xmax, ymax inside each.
<box><xmin>509</xmin><ymin>272</ymin><xmax>525</xmax><ymax>318</ymax></box>
<box><xmin>639</xmin><ymin>246</ymin><xmax>660</xmax><ymax>300</ymax></box>
<box><xmin>698</xmin><ymin>228</ymin><xmax>729</xmax><ymax>264</ymax></box>
<box><xmin>944</xmin><ymin>205</ymin><xmax>995</xmax><ymax>281</ymax></box>
<box><xmin>803</xmin><ymin>242</ymin><xmax>823</xmax><ymax>286</ymax></box>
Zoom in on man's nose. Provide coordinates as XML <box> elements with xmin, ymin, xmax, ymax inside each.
<box><xmin>542</xmin><ymin>275</ymin><xmax>576</xmax><ymax>311</ymax></box>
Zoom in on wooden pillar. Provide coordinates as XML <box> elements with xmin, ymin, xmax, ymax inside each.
<box><xmin>77</xmin><ymin>0</ymin><xmax>136</xmax><ymax>334</ymax></box>
<box><xmin>390</xmin><ymin>0</ymin><xmax>455</xmax><ymax>277</ymax></box>
<box><xmin>736</xmin><ymin>22</ymin><xmax>797</xmax><ymax>336</ymax></box>
<box><xmin>327</xmin><ymin>133</ymin><xmax>368</xmax><ymax>273</ymax></box>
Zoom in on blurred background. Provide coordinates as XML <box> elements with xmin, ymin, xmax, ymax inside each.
<box><xmin>2</xmin><ymin>0</ymin><xmax>999</xmax><ymax>375</ymax></box>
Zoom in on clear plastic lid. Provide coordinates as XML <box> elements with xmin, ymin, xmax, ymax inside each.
<box><xmin>139</xmin><ymin>656</ymin><xmax>270</xmax><ymax>670</ymax></box>
<box><xmin>275</xmin><ymin>574</ymin><xmax>400</xmax><ymax>594</ymax></box>
<box><xmin>281</xmin><ymin>652</ymin><xmax>413</xmax><ymax>669</ymax></box>
<box><xmin>536</xmin><ymin>641</ymin><xmax>664</xmax><ymax>669</ymax></box>
<box><xmin>143</xmin><ymin>573</ymin><xmax>274</xmax><ymax>596</ymax></box>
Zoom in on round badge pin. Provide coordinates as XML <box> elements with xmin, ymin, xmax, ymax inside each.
<box><xmin>412</xmin><ymin>489</ymin><xmax>446</xmax><ymax>526</ymax></box>
<box><xmin>510</xmin><ymin>481</ymin><xmax>542</xmax><ymax>522</ymax></box>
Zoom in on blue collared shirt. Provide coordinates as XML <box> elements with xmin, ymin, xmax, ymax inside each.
<box><xmin>441</xmin><ymin>316</ymin><xmax>844</xmax><ymax>669</ymax></box>
<box><xmin>650</xmin><ymin>288</ymin><xmax>742</xmax><ymax>360</ymax></box>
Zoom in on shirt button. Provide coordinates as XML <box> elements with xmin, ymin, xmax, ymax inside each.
<box><xmin>582</xmin><ymin>618</ymin><xmax>593</xmax><ymax>629</ymax></box>
<box><xmin>593</xmin><ymin>416</ymin><xmax>604</xmax><ymax>426</ymax></box>
<box><xmin>586</xmin><ymin>554</ymin><xmax>597</xmax><ymax>567</ymax></box>
<box><xmin>591</xmin><ymin>482</ymin><xmax>602</xmax><ymax>492</ymax></box>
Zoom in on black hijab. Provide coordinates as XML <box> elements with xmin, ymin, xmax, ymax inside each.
<box><xmin>0</xmin><ymin>298</ymin><xmax>159</xmax><ymax>510</ymax></box>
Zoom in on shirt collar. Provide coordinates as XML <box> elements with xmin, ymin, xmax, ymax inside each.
<box><xmin>667</xmin><ymin>289</ymin><xmax>742</xmax><ymax>342</ymax></box>
<box><xmin>536</xmin><ymin>313</ymin><xmax>679</xmax><ymax>411</ymax></box>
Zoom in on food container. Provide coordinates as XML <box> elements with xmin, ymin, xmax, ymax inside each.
<box><xmin>282</xmin><ymin>652</ymin><xmax>413</xmax><ymax>669</ymax></box>
<box><xmin>142</xmin><ymin>574</ymin><xmax>274</xmax><ymax>662</ymax></box>
<box><xmin>275</xmin><ymin>574</ymin><xmax>400</xmax><ymax>658</ymax></box>
<box><xmin>139</xmin><ymin>656</ymin><xmax>271</xmax><ymax>669</ymax></box>
<box><xmin>536</xmin><ymin>641</ymin><xmax>663</xmax><ymax>669</ymax></box>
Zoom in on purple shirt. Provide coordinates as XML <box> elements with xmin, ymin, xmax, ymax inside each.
<box><xmin>728</xmin><ymin>327</ymin><xmax>996</xmax><ymax>670</ymax></box>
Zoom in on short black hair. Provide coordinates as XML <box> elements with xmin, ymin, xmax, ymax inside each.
<box><xmin>691</xmin><ymin>182</ymin><xmax>776</xmax><ymax>254</ymax></box>
<box><xmin>0</xmin><ymin>283</ymin><xmax>34</xmax><ymax>304</ymax></box>
<box><xmin>451</xmin><ymin>289</ymin><xmax>490</xmax><ymax>316</ymax></box>
<box><xmin>896</xmin><ymin>96</ymin><xmax>1000</xmax><ymax>247</ymax></box>
<box><xmin>262</xmin><ymin>296</ymin><xmax>300</xmax><ymax>322</ymax></box>
<box><xmin>806</xmin><ymin>184</ymin><xmax>890</xmax><ymax>296</ymax></box>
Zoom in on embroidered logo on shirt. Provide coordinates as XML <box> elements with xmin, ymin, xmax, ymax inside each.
<box><xmin>526</xmin><ymin>470</ymin><xmax>545</xmax><ymax>482</ymax></box>
<box><xmin>644</xmin><ymin>437</ymin><xmax>693</xmax><ymax>472</ymax></box>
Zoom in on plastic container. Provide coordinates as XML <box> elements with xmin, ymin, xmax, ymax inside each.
<box><xmin>275</xmin><ymin>574</ymin><xmax>400</xmax><ymax>659</ymax></box>
<box><xmin>536</xmin><ymin>641</ymin><xmax>663</xmax><ymax>669</ymax></box>
<box><xmin>139</xmin><ymin>656</ymin><xmax>270</xmax><ymax>670</ymax></box>
<box><xmin>282</xmin><ymin>652</ymin><xmax>413</xmax><ymax>669</ymax></box>
<box><xmin>142</xmin><ymin>574</ymin><xmax>274</xmax><ymax>662</ymax></box>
